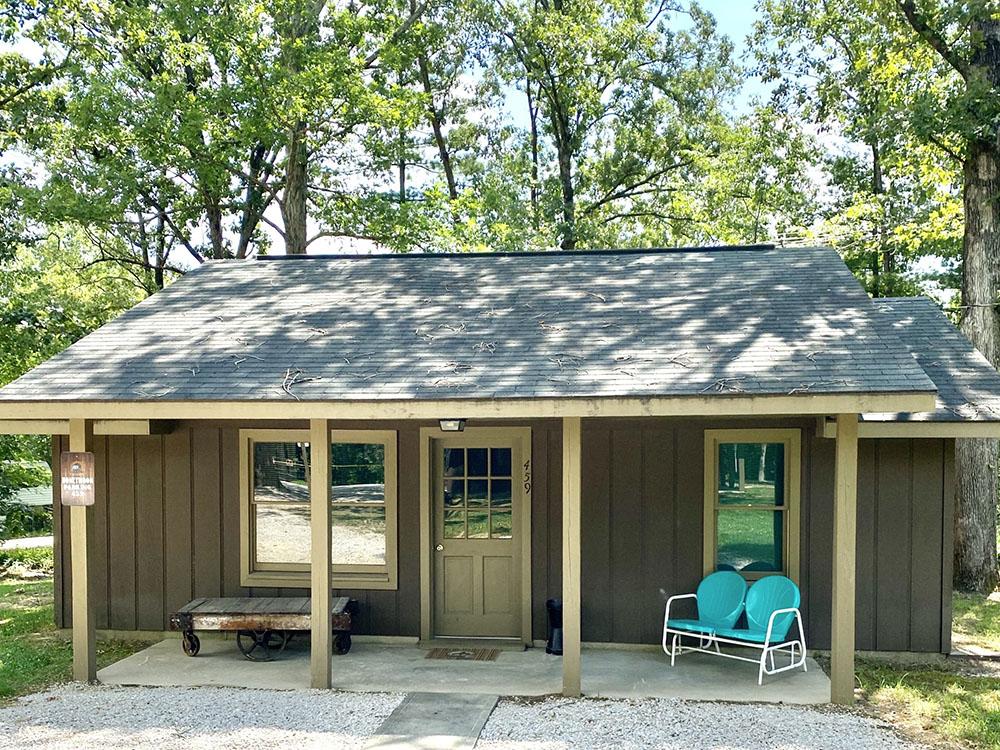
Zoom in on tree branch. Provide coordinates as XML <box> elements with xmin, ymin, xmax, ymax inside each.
<box><xmin>895</xmin><ymin>0</ymin><xmax>970</xmax><ymax>79</ymax></box>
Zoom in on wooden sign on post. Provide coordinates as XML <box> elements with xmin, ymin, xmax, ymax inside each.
<box><xmin>61</xmin><ymin>452</ymin><xmax>96</xmax><ymax>507</ymax></box>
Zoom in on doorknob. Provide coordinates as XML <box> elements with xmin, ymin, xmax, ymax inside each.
<box><xmin>436</xmin><ymin>544</ymin><xmax>444</xmax><ymax>551</ymax></box>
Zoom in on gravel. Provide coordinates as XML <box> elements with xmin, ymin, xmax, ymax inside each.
<box><xmin>479</xmin><ymin>696</ymin><xmax>928</xmax><ymax>750</ymax></box>
<box><xmin>0</xmin><ymin>684</ymin><xmax>403</xmax><ymax>750</ymax></box>
<box><xmin>1</xmin><ymin>686</ymin><xmax>931</xmax><ymax>750</ymax></box>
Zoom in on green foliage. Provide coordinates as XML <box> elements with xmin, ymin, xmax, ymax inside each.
<box><xmin>753</xmin><ymin>0</ymin><xmax>964</xmax><ymax>297</ymax></box>
<box><xmin>0</xmin><ymin>546</ymin><xmax>54</xmax><ymax>576</ymax></box>
<box><xmin>0</xmin><ymin>234</ymin><xmax>140</xmax><ymax>539</ymax></box>
<box><xmin>953</xmin><ymin>591</ymin><xmax>1000</xmax><ymax>652</ymax></box>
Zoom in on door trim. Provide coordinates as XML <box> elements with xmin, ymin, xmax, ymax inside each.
<box><xmin>419</xmin><ymin>426</ymin><xmax>533</xmax><ymax>645</ymax></box>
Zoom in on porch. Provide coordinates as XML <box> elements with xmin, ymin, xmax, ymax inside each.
<box><xmin>96</xmin><ymin>638</ymin><xmax>831</xmax><ymax>704</ymax></box>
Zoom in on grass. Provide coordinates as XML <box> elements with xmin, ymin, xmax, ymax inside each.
<box><xmin>0</xmin><ymin>577</ymin><xmax>150</xmax><ymax>702</ymax></box>
<box><xmin>852</xmin><ymin>591</ymin><xmax>1000</xmax><ymax>750</ymax></box>
<box><xmin>857</xmin><ymin>659</ymin><xmax>1000</xmax><ymax>750</ymax></box>
<box><xmin>953</xmin><ymin>592</ymin><xmax>1000</xmax><ymax>652</ymax></box>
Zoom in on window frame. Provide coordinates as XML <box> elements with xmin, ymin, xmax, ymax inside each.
<box><xmin>239</xmin><ymin>428</ymin><xmax>398</xmax><ymax>590</ymax></box>
<box><xmin>702</xmin><ymin>428</ymin><xmax>801</xmax><ymax>583</ymax></box>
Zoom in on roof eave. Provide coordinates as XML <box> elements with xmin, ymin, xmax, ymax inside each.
<box><xmin>0</xmin><ymin>390</ymin><xmax>936</xmax><ymax>424</ymax></box>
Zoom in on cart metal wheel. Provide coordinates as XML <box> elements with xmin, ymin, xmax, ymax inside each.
<box><xmin>181</xmin><ymin>631</ymin><xmax>200</xmax><ymax>657</ymax></box>
<box><xmin>236</xmin><ymin>629</ymin><xmax>290</xmax><ymax>661</ymax></box>
<box><xmin>333</xmin><ymin>632</ymin><xmax>352</xmax><ymax>655</ymax></box>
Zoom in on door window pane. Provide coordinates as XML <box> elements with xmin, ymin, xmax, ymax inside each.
<box><xmin>491</xmin><ymin>511</ymin><xmax>512</xmax><ymax>539</ymax></box>
<box><xmin>717</xmin><ymin>443</ymin><xmax>785</xmax><ymax>506</ymax></box>
<box><xmin>467</xmin><ymin>479</ymin><xmax>489</xmax><ymax>507</ymax></box>
<box><xmin>491</xmin><ymin>479</ymin><xmax>512</xmax><ymax>508</ymax></box>
<box><xmin>467</xmin><ymin>448</ymin><xmax>488</xmax><ymax>476</ymax></box>
<box><xmin>467</xmin><ymin>511</ymin><xmax>489</xmax><ymax>539</ymax></box>
<box><xmin>444</xmin><ymin>448</ymin><xmax>464</xmax><ymax>477</ymax></box>
<box><xmin>716</xmin><ymin>509</ymin><xmax>783</xmax><ymax>572</ymax></box>
<box><xmin>444</xmin><ymin>510</ymin><xmax>465</xmax><ymax>538</ymax></box>
<box><xmin>490</xmin><ymin>448</ymin><xmax>512</xmax><ymax>477</ymax></box>
<box><xmin>444</xmin><ymin>479</ymin><xmax>465</xmax><ymax>507</ymax></box>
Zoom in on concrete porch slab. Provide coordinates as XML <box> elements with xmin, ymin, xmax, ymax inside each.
<box><xmin>97</xmin><ymin>639</ymin><xmax>831</xmax><ymax>704</ymax></box>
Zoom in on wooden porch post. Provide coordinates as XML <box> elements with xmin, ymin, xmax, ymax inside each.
<box><xmin>68</xmin><ymin>418</ymin><xmax>95</xmax><ymax>682</ymax></box>
<box><xmin>831</xmin><ymin>413</ymin><xmax>859</xmax><ymax>704</ymax></box>
<box><xmin>310</xmin><ymin>418</ymin><xmax>332</xmax><ymax>689</ymax></box>
<box><xmin>562</xmin><ymin>416</ymin><xmax>582</xmax><ymax>697</ymax></box>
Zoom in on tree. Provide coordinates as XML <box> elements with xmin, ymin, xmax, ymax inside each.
<box><xmin>754</xmin><ymin>0</ymin><xmax>962</xmax><ymax>296</ymax></box>
<box><xmin>0</xmin><ymin>233</ymin><xmax>141</xmax><ymax>538</ymax></box>
<box><xmin>494</xmin><ymin>0</ymin><xmax>740</xmax><ymax>250</ymax></box>
<box><xmin>886</xmin><ymin>0</ymin><xmax>1000</xmax><ymax>593</ymax></box>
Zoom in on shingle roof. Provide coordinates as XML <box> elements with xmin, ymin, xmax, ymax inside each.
<box><xmin>864</xmin><ymin>297</ymin><xmax>1000</xmax><ymax>422</ymax></box>
<box><xmin>0</xmin><ymin>246</ymin><xmax>938</xmax><ymax>404</ymax></box>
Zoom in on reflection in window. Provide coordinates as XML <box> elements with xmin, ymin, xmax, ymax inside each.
<box><xmin>441</xmin><ymin>447</ymin><xmax>513</xmax><ymax>539</ymax></box>
<box><xmin>253</xmin><ymin>442</ymin><xmax>311</xmax><ymax>565</ymax></box>
<box><xmin>714</xmin><ymin>442</ymin><xmax>786</xmax><ymax>575</ymax></box>
<box><xmin>330</xmin><ymin>443</ymin><xmax>387</xmax><ymax>566</ymax></box>
<box><xmin>251</xmin><ymin>438</ymin><xmax>392</xmax><ymax>571</ymax></box>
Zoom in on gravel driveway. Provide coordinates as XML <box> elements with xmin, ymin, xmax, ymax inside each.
<box><xmin>0</xmin><ymin>684</ymin><xmax>402</xmax><ymax>749</ymax></box>
<box><xmin>0</xmin><ymin>686</ymin><xmax>928</xmax><ymax>750</ymax></box>
<box><xmin>479</xmin><ymin>696</ymin><xmax>928</xmax><ymax>750</ymax></box>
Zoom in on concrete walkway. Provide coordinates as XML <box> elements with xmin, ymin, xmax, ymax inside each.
<box><xmin>365</xmin><ymin>692</ymin><xmax>498</xmax><ymax>750</ymax></box>
<box><xmin>98</xmin><ymin>638</ymin><xmax>831</xmax><ymax>704</ymax></box>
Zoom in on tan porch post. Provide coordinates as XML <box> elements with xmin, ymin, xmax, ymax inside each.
<box><xmin>831</xmin><ymin>413</ymin><xmax>859</xmax><ymax>704</ymax></box>
<box><xmin>562</xmin><ymin>416</ymin><xmax>582</xmax><ymax>697</ymax></box>
<box><xmin>68</xmin><ymin>418</ymin><xmax>95</xmax><ymax>682</ymax></box>
<box><xmin>310</xmin><ymin>418</ymin><xmax>332</xmax><ymax>689</ymax></box>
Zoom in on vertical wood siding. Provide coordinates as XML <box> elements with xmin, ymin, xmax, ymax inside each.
<box><xmin>54</xmin><ymin>418</ymin><xmax>952</xmax><ymax>652</ymax></box>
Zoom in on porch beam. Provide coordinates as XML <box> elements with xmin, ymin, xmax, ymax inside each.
<box><xmin>831</xmin><ymin>412</ymin><xmax>859</xmax><ymax>704</ymax></box>
<box><xmin>309</xmin><ymin>418</ymin><xmax>332</xmax><ymax>689</ymax></box>
<box><xmin>68</xmin><ymin>418</ymin><xmax>96</xmax><ymax>682</ymax></box>
<box><xmin>561</xmin><ymin>416</ymin><xmax>582</xmax><ymax>697</ymax></box>
<box><xmin>0</xmin><ymin>419</ymin><xmax>174</xmax><ymax>436</ymax></box>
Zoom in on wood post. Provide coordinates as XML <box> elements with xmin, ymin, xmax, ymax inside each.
<box><xmin>68</xmin><ymin>418</ymin><xmax>95</xmax><ymax>682</ymax></box>
<box><xmin>309</xmin><ymin>419</ymin><xmax>332</xmax><ymax>689</ymax></box>
<box><xmin>561</xmin><ymin>416</ymin><xmax>582</xmax><ymax>697</ymax></box>
<box><xmin>831</xmin><ymin>413</ymin><xmax>859</xmax><ymax>704</ymax></box>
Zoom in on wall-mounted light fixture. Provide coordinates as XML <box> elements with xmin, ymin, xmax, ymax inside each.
<box><xmin>439</xmin><ymin>418</ymin><xmax>467</xmax><ymax>432</ymax></box>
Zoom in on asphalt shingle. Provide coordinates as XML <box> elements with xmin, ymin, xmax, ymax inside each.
<box><xmin>0</xmin><ymin>247</ymin><xmax>939</xmax><ymax>403</ymax></box>
<box><xmin>866</xmin><ymin>296</ymin><xmax>1000</xmax><ymax>421</ymax></box>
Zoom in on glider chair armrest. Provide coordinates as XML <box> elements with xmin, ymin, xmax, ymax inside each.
<box><xmin>763</xmin><ymin>607</ymin><xmax>804</xmax><ymax>648</ymax></box>
<box><xmin>663</xmin><ymin>593</ymin><xmax>698</xmax><ymax>624</ymax></box>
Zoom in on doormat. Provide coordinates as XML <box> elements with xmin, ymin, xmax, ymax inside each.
<box><xmin>425</xmin><ymin>647</ymin><xmax>500</xmax><ymax>662</ymax></box>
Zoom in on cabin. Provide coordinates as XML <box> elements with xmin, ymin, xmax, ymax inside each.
<box><xmin>2</xmin><ymin>245</ymin><xmax>999</xmax><ymax>705</ymax></box>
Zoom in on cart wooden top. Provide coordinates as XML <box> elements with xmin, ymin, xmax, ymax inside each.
<box><xmin>175</xmin><ymin>596</ymin><xmax>351</xmax><ymax>617</ymax></box>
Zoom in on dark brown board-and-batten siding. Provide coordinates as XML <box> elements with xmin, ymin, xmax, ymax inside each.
<box><xmin>53</xmin><ymin>418</ymin><xmax>953</xmax><ymax>652</ymax></box>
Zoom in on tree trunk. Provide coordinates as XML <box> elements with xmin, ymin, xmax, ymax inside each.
<box><xmin>557</xmin><ymin>142</ymin><xmax>575</xmax><ymax>250</ymax></box>
<box><xmin>955</xmin><ymin>138</ymin><xmax>1000</xmax><ymax>593</ymax></box>
<box><xmin>416</xmin><ymin>54</ymin><xmax>457</xmax><ymax>201</ymax></box>
<box><xmin>954</xmin><ymin>16</ymin><xmax>1000</xmax><ymax>594</ymax></box>
<box><xmin>871</xmin><ymin>141</ymin><xmax>886</xmax><ymax>297</ymax></box>
<box><xmin>527</xmin><ymin>81</ymin><xmax>540</xmax><ymax>229</ymax></box>
<box><xmin>282</xmin><ymin>121</ymin><xmax>308</xmax><ymax>255</ymax></box>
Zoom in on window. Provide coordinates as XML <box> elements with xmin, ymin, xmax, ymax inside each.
<box><xmin>240</xmin><ymin>429</ymin><xmax>398</xmax><ymax>589</ymax></box>
<box><xmin>442</xmin><ymin>446</ymin><xmax>514</xmax><ymax>540</ymax></box>
<box><xmin>703</xmin><ymin>429</ymin><xmax>800</xmax><ymax>581</ymax></box>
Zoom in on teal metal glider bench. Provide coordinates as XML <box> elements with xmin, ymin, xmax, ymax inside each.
<box><xmin>661</xmin><ymin>571</ymin><xmax>807</xmax><ymax>685</ymax></box>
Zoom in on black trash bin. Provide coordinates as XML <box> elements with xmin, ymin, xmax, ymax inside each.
<box><xmin>545</xmin><ymin>598</ymin><xmax>563</xmax><ymax>655</ymax></box>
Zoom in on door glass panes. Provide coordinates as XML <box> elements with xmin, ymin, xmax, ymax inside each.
<box><xmin>441</xmin><ymin>446</ymin><xmax>514</xmax><ymax>539</ymax></box>
<box><xmin>714</xmin><ymin>442</ymin><xmax>786</xmax><ymax>575</ymax></box>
